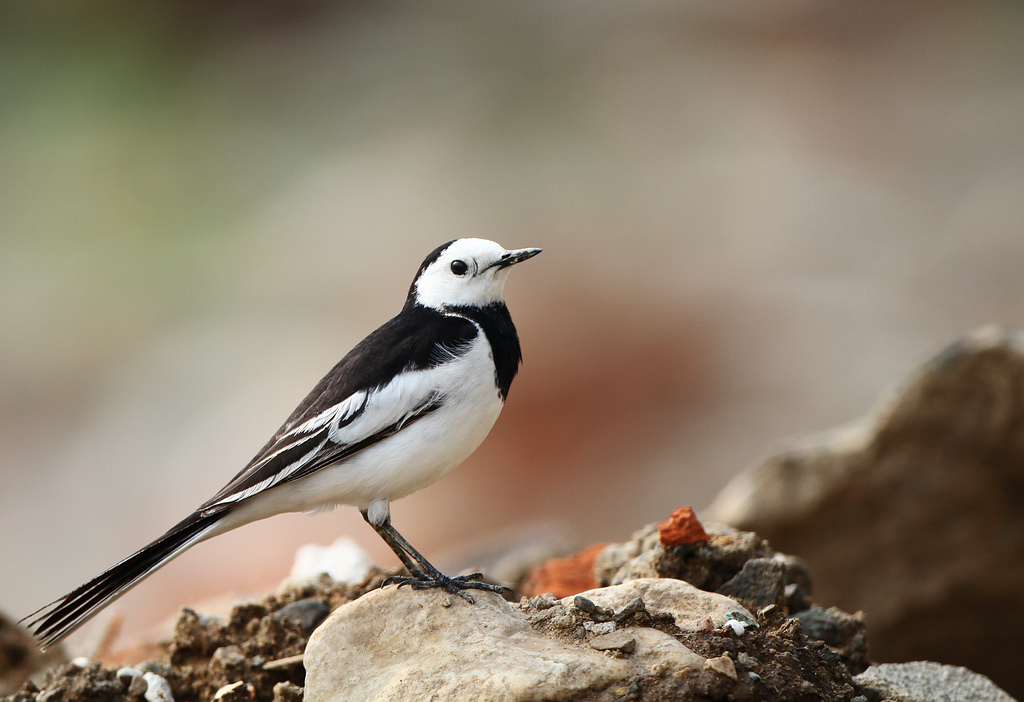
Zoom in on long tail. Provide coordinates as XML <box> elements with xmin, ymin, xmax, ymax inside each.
<box><xmin>21</xmin><ymin>512</ymin><xmax>221</xmax><ymax>649</ymax></box>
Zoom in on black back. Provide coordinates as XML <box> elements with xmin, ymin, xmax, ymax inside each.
<box><xmin>253</xmin><ymin>306</ymin><xmax>479</xmax><ymax>455</ymax></box>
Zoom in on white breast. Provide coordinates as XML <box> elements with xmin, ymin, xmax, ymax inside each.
<box><xmin>219</xmin><ymin>329</ymin><xmax>503</xmax><ymax>529</ymax></box>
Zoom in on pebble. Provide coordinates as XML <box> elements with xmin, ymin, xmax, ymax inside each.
<box><xmin>273</xmin><ymin>599</ymin><xmax>330</xmax><ymax>634</ymax></box>
<box><xmin>213</xmin><ymin>681</ymin><xmax>255</xmax><ymax>702</ymax></box>
<box><xmin>129</xmin><ymin>676</ymin><xmax>150</xmax><ymax>697</ymax></box>
<box><xmin>726</xmin><ymin>609</ymin><xmax>758</xmax><ymax>627</ymax></box>
<box><xmin>588</xmin><ymin>631</ymin><xmax>637</xmax><ymax>655</ymax></box>
<box><xmin>142</xmin><ymin>673</ymin><xmax>174</xmax><ymax>702</ymax></box>
<box><xmin>724</xmin><ymin>619</ymin><xmax>747</xmax><ymax>636</ymax></box>
<box><xmin>547</xmin><ymin>613</ymin><xmax>577</xmax><ymax>631</ymax></box>
<box><xmin>583</xmin><ymin>621</ymin><xmax>617</xmax><ymax>635</ymax></box>
<box><xmin>210</xmin><ymin>645</ymin><xmax>247</xmax><ymax>671</ymax></box>
<box><xmin>724</xmin><ymin>609</ymin><xmax>758</xmax><ymax>635</ymax></box>
<box><xmin>139</xmin><ymin>662</ymin><xmax>175</xmax><ymax>678</ymax></box>
<box><xmin>612</xmin><ymin>597</ymin><xmax>646</xmax><ymax>623</ymax></box>
<box><xmin>117</xmin><ymin>667</ymin><xmax>150</xmax><ymax>697</ymax></box>
<box><xmin>573</xmin><ymin>595</ymin><xmax>614</xmax><ymax>622</ymax></box>
<box><xmin>272</xmin><ymin>682</ymin><xmax>305</xmax><ymax>702</ymax></box>
<box><xmin>737</xmin><ymin>652</ymin><xmax>758</xmax><ymax>669</ymax></box>
<box><xmin>704</xmin><ymin>655</ymin><xmax>738</xmax><ymax>680</ymax></box>
<box><xmin>658</xmin><ymin>506</ymin><xmax>710</xmax><ymax>546</ymax></box>
<box><xmin>717</xmin><ymin>557</ymin><xmax>786</xmax><ymax>610</ymax></box>
<box><xmin>214</xmin><ymin>682</ymin><xmax>246</xmax><ymax>701</ymax></box>
<box><xmin>527</xmin><ymin>594</ymin><xmax>559</xmax><ymax>610</ymax></box>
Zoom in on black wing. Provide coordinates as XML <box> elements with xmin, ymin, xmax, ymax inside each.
<box><xmin>199</xmin><ymin>307</ymin><xmax>479</xmax><ymax>513</ymax></box>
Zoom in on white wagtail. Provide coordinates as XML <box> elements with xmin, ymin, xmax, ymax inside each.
<box><xmin>23</xmin><ymin>238</ymin><xmax>541</xmax><ymax>648</ymax></box>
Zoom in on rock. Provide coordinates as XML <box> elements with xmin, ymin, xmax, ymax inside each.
<box><xmin>609</xmin><ymin>547</ymin><xmax>661</xmax><ymax>585</ymax></box>
<box><xmin>567</xmin><ymin>578</ymin><xmax>752</xmax><ymax>633</ymax></box>
<box><xmin>8</xmin><ymin>492</ymin><xmax>1016</xmax><ymax>702</ymax></box>
<box><xmin>571</xmin><ymin>595</ymin><xmax>613</xmax><ymax>621</ymax></box>
<box><xmin>271</xmin><ymin>599</ymin><xmax>329</xmax><ymax>634</ymax></box>
<box><xmin>209</xmin><ymin>645</ymin><xmax>247</xmax><ymax>675</ymax></box>
<box><xmin>661</xmin><ymin>523</ymin><xmax>775</xmax><ymax>592</ymax></box>
<box><xmin>723</xmin><ymin>610</ymin><xmax>757</xmax><ymax>636</ymax></box>
<box><xmin>593</xmin><ymin>522</ymin><xmax>663</xmax><ymax>586</ymax></box>
<box><xmin>141</xmin><ymin>673</ymin><xmax>174</xmax><ymax>702</ymax></box>
<box><xmin>658</xmin><ymin>506</ymin><xmax>709</xmax><ymax>546</ymax></box>
<box><xmin>592</xmin><ymin>520</ymin><xmax>781</xmax><ymax>596</ymax></box>
<box><xmin>137</xmin><ymin>661</ymin><xmax>175</xmax><ymax>680</ymax></box>
<box><xmin>855</xmin><ymin>662</ymin><xmax>1016</xmax><ymax>702</ymax></box>
<box><xmin>587</xmin><ymin>631</ymin><xmax>636</xmax><ymax>654</ymax></box>
<box><xmin>706</xmin><ymin>325</ymin><xmax>1024</xmax><ymax>699</ymax></box>
<box><xmin>716</xmin><ymin>557</ymin><xmax>785</xmax><ymax>611</ymax></box>
<box><xmin>794</xmin><ymin>605</ymin><xmax>868</xmax><ymax>674</ymax></box>
<box><xmin>303</xmin><ymin>584</ymin><xmax>706</xmax><ymax>702</ymax></box>
<box><xmin>13</xmin><ymin>531</ymin><xmax>1013</xmax><ymax>702</ymax></box>
<box><xmin>593</xmin><ymin>535</ymin><xmax>645</xmax><ymax>584</ymax></box>
<box><xmin>704</xmin><ymin>655</ymin><xmax>738</xmax><ymax>681</ymax></box>
<box><xmin>271</xmin><ymin>682</ymin><xmax>303</xmax><ymax>702</ymax></box>
<box><xmin>128</xmin><ymin>675</ymin><xmax>149</xmax><ymax>697</ymax></box>
<box><xmin>116</xmin><ymin>667</ymin><xmax>150</xmax><ymax>697</ymax></box>
<box><xmin>213</xmin><ymin>681</ymin><xmax>253</xmax><ymax>702</ymax></box>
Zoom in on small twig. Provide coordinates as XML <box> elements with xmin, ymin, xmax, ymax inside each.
<box><xmin>262</xmin><ymin>653</ymin><xmax>305</xmax><ymax>670</ymax></box>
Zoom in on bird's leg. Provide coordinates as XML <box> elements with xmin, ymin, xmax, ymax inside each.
<box><xmin>360</xmin><ymin>509</ymin><xmax>511</xmax><ymax>603</ymax></box>
<box><xmin>360</xmin><ymin>508</ymin><xmax>427</xmax><ymax>579</ymax></box>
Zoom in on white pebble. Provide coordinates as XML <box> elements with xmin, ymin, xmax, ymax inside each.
<box><xmin>71</xmin><ymin>657</ymin><xmax>91</xmax><ymax>668</ymax></box>
<box><xmin>724</xmin><ymin>619</ymin><xmax>747</xmax><ymax>636</ymax></box>
<box><xmin>143</xmin><ymin>672</ymin><xmax>175</xmax><ymax>702</ymax></box>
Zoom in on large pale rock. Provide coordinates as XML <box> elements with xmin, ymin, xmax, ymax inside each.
<box><xmin>707</xmin><ymin>325</ymin><xmax>1024</xmax><ymax>698</ymax></box>
<box><xmin>854</xmin><ymin>662</ymin><xmax>1016</xmax><ymax>702</ymax></box>
<box><xmin>304</xmin><ymin>584</ymin><xmax>707</xmax><ymax>702</ymax></box>
<box><xmin>567</xmin><ymin>577</ymin><xmax>751</xmax><ymax>632</ymax></box>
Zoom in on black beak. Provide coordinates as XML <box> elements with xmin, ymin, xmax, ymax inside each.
<box><xmin>491</xmin><ymin>247</ymin><xmax>542</xmax><ymax>270</ymax></box>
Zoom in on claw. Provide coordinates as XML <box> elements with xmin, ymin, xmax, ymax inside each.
<box><xmin>379</xmin><ymin>572</ymin><xmax>510</xmax><ymax>603</ymax></box>
<box><xmin>449</xmin><ymin>574</ymin><xmax>513</xmax><ymax>595</ymax></box>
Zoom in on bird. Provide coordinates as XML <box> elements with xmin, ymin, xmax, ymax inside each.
<box><xmin>22</xmin><ymin>238</ymin><xmax>541</xmax><ymax>649</ymax></box>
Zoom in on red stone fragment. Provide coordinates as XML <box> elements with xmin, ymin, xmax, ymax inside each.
<box><xmin>658</xmin><ymin>506</ymin><xmax>709</xmax><ymax>546</ymax></box>
<box><xmin>521</xmin><ymin>543</ymin><xmax>608</xmax><ymax>599</ymax></box>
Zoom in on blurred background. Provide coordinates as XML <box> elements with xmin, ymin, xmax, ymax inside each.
<box><xmin>1</xmin><ymin>0</ymin><xmax>1022</xmax><ymax>655</ymax></box>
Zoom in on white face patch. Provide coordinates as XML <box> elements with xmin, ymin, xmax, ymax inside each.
<box><xmin>413</xmin><ymin>238</ymin><xmax>514</xmax><ymax>310</ymax></box>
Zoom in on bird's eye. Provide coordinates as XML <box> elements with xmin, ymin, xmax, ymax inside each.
<box><xmin>450</xmin><ymin>260</ymin><xmax>469</xmax><ymax>276</ymax></box>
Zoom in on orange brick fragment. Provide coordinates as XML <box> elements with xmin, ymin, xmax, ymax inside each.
<box><xmin>658</xmin><ymin>506</ymin><xmax>709</xmax><ymax>546</ymax></box>
<box><xmin>521</xmin><ymin>543</ymin><xmax>608</xmax><ymax>599</ymax></box>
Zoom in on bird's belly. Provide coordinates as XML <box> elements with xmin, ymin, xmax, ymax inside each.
<box><xmin>281</xmin><ymin>344</ymin><xmax>504</xmax><ymax>512</ymax></box>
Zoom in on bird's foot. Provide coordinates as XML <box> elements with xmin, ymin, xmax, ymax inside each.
<box><xmin>381</xmin><ymin>571</ymin><xmax>512</xmax><ymax>603</ymax></box>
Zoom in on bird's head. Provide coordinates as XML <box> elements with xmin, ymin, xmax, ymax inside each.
<box><xmin>409</xmin><ymin>238</ymin><xmax>541</xmax><ymax>310</ymax></box>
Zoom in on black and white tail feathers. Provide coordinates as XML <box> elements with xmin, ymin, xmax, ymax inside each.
<box><xmin>22</xmin><ymin>512</ymin><xmax>220</xmax><ymax>649</ymax></box>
